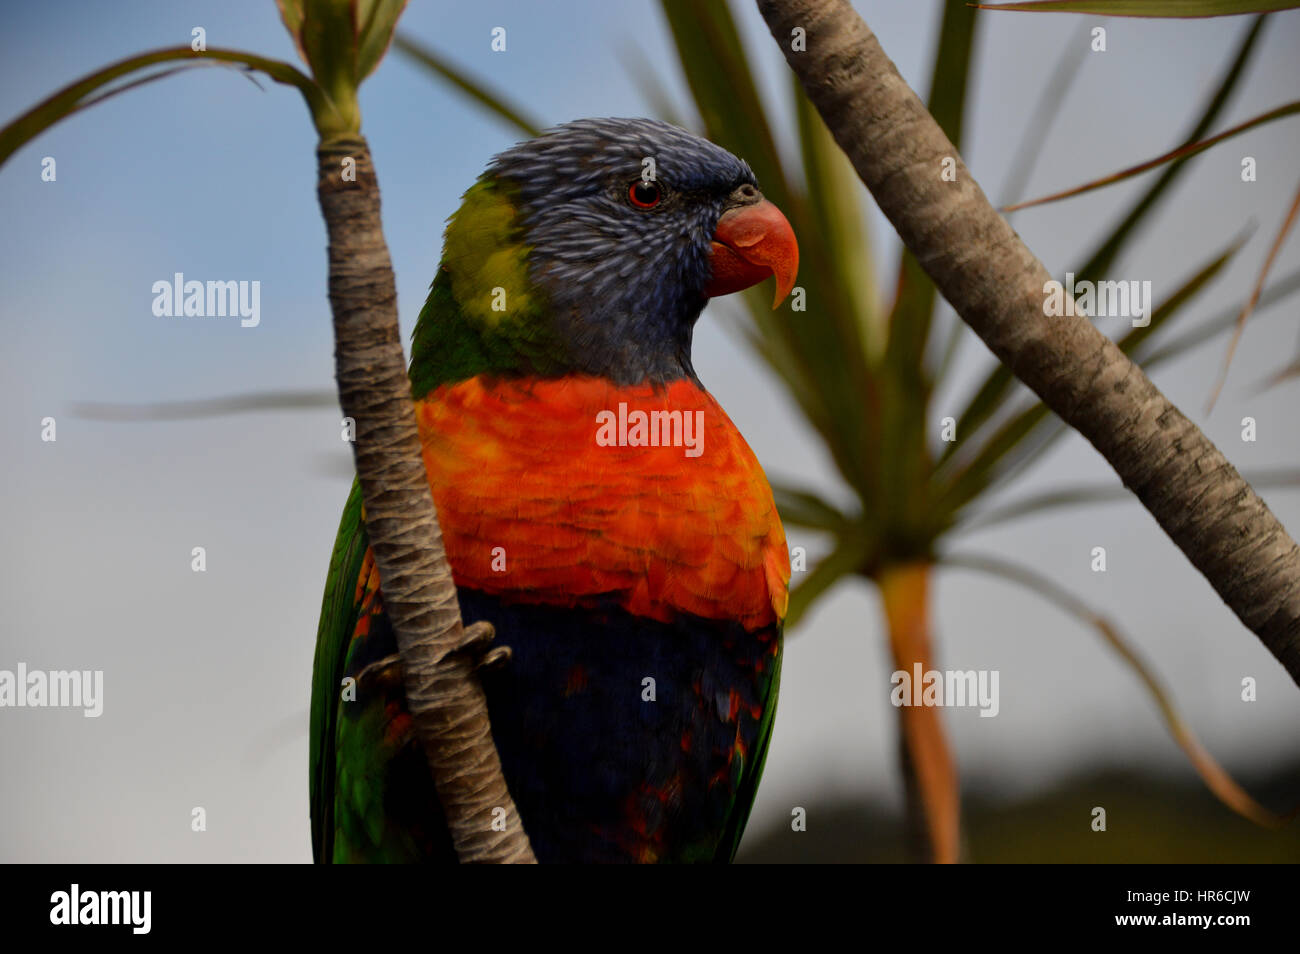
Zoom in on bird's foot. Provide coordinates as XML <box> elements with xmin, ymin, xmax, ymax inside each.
<box><xmin>456</xmin><ymin>619</ymin><xmax>513</xmax><ymax>672</ymax></box>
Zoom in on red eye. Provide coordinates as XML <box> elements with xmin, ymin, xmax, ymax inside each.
<box><xmin>629</xmin><ymin>180</ymin><xmax>661</xmax><ymax>209</ymax></box>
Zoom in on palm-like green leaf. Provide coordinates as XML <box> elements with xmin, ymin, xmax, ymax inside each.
<box><xmin>1007</xmin><ymin>100</ymin><xmax>1300</xmax><ymax>213</ymax></box>
<box><xmin>1139</xmin><ymin>267</ymin><xmax>1300</xmax><ymax>365</ymax></box>
<box><xmin>69</xmin><ymin>390</ymin><xmax>338</xmax><ymax>420</ymax></box>
<box><xmin>785</xmin><ymin>533</ymin><xmax>872</xmax><ymax>629</ymax></box>
<box><xmin>355</xmin><ymin>0</ymin><xmax>410</xmax><ymax>80</ymax></box>
<box><xmin>997</xmin><ymin>18</ymin><xmax>1094</xmax><ymax>209</ymax></box>
<box><xmin>658</xmin><ymin>0</ymin><xmax>786</xmax><ymax>198</ymax></box>
<box><xmin>975</xmin><ymin>0</ymin><xmax>1299</xmax><ymax>15</ymax></box>
<box><xmin>887</xmin><ymin>0</ymin><xmax>979</xmax><ymax>380</ymax></box>
<box><xmin>794</xmin><ymin>81</ymin><xmax>880</xmax><ymax>358</ymax></box>
<box><xmin>393</xmin><ymin>35</ymin><xmax>544</xmax><ymax>137</ymax></box>
<box><xmin>275</xmin><ymin>0</ymin><xmax>408</xmax><ymax>129</ymax></box>
<box><xmin>1207</xmin><ymin>177</ymin><xmax>1300</xmax><ymax>410</ymax></box>
<box><xmin>957</xmin><ymin>469</ymin><xmax>1300</xmax><ymax>531</ymax></box>
<box><xmin>771</xmin><ymin>484</ymin><xmax>854</xmax><ymax>532</ymax></box>
<box><xmin>1260</xmin><ymin>358</ymin><xmax>1300</xmax><ymax>390</ymax></box>
<box><xmin>621</xmin><ymin>43</ymin><xmax>690</xmax><ymax>130</ymax></box>
<box><xmin>877</xmin><ymin>2</ymin><xmax>979</xmax><ymax>545</ymax></box>
<box><xmin>0</xmin><ymin>47</ymin><xmax>329</xmax><ymax>168</ymax></box>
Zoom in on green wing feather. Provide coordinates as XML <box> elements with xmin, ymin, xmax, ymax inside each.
<box><xmin>310</xmin><ymin>480</ymin><xmax>453</xmax><ymax>863</ymax></box>
<box><xmin>309</xmin><ymin>479</ymin><xmax>368</xmax><ymax>863</ymax></box>
<box><xmin>715</xmin><ymin>630</ymin><xmax>783</xmax><ymax>862</ymax></box>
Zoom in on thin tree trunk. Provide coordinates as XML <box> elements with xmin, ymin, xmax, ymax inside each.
<box><xmin>756</xmin><ymin>0</ymin><xmax>1300</xmax><ymax>684</ymax></box>
<box><xmin>316</xmin><ymin>136</ymin><xmax>535</xmax><ymax>863</ymax></box>
<box><xmin>879</xmin><ymin>563</ymin><xmax>961</xmax><ymax>864</ymax></box>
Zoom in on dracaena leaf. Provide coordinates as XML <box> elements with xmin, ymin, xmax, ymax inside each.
<box><xmin>975</xmin><ymin>0</ymin><xmax>1299</xmax><ymax>16</ymax></box>
<box><xmin>276</xmin><ymin>0</ymin><xmax>407</xmax><ymax>123</ymax></box>
<box><xmin>785</xmin><ymin>533</ymin><xmax>871</xmax><ymax>629</ymax></box>
<box><xmin>355</xmin><ymin>0</ymin><xmax>410</xmax><ymax>80</ymax></box>
<box><xmin>0</xmin><ymin>47</ymin><xmax>327</xmax><ymax>169</ymax></box>
<box><xmin>771</xmin><ymin>484</ymin><xmax>852</xmax><ymax>532</ymax></box>
<box><xmin>1206</xmin><ymin>178</ymin><xmax>1300</xmax><ymax>410</ymax></box>
<box><xmin>943</xmin><ymin>551</ymin><xmax>1287</xmax><ymax>828</ymax></box>
<box><xmin>277</xmin><ymin>0</ymin><xmax>351</xmax><ymax>80</ymax></box>
<box><xmin>1006</xmin><ymin>101</ymin><xmax>1300</xmax><ymax>213</ymax></box>
<box><xmin>394</xmin><ymin>34</ymin><xmax>544</xmax><ymax>137</ymax></box>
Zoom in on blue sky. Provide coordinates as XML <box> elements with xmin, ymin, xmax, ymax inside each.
<box><xmin>2</xmin><ymin>1</ymin><xmax>1298</xmax><ymax>861</ymax></box>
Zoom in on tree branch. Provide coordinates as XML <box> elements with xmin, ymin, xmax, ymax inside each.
<box><xmin>317</xmin><ymin>137</ymin><xmax>535</xmax><ymax>863</ymax></box>
<box><xmin>755</xmin><ymin>0</ymin><xmax>1300</xmax><ymax>684</ymax></box>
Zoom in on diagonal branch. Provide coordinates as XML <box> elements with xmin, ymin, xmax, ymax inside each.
<box><xmin>755</xmin><ymin>0</ymin><xmax>1300</xmax><ymax>684</ymax></box>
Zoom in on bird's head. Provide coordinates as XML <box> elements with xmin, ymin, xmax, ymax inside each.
<box><xmin>411</xmin><ymin>118</ymin><xmax>798</xmax><ymax>394</ymax></box>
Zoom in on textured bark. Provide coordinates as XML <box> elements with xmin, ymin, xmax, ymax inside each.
<box><xmin>879</xmin><ymin>564</ymin><xmax>961</xmax><ymax>864</ymax></box>
<box><xmin>317</xmin><ymin>138</ymin><xmax>535</xmax><ymax>863</ymax></box>
<box><xmin>757</xmin><ymin>0</ymin><xmax>1300</xmax><ymax>684</ymax></box>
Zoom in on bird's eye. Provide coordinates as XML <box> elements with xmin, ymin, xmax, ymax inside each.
<box><xmin>628</xmin><ymin>180</ymin><xmax>661</xmax><ymax>209</ymax></box>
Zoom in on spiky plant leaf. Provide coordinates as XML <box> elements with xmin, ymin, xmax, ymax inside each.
<box><xmin>0</xmin><ymin>48</ymin><xmax>329</xmax><ymax>167</ymax></box>
<box><xmin>975</xmin><ymin>0</ymin><xmax>1299</xmax><ymax>15</ymax></box>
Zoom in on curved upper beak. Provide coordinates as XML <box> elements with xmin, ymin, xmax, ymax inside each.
<box><xmin>704</xmin><ymin>197</ymin><xmax>799</xmax><ymax>308</ymax></box>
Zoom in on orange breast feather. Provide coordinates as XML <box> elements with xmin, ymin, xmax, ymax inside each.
<box><xmin>414</xmin><ymin>376</ymin><xmax>789</xmax><ymax>631</ymax></box>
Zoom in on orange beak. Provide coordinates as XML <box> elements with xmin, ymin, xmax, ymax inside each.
<box><xmin>703</xmin><ymin>198</ymin><xmax>799</xmax><ymax>308</ymax></box>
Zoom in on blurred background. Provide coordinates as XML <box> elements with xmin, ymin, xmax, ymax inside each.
<box><xmin>1</xmin><ymin>0</ymin><xmax>1298</xmax><ymax>862</ymax></box>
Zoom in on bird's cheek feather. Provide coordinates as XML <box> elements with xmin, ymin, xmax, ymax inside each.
<box><xmin>703</xmin><ymin>199</ymin><xmax>799</xmax><ymax>308</ymax></box>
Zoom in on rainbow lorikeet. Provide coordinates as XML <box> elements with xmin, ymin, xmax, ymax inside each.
<box><xmin>310</xmin><ymin>118</ymin><xmax>798</xmax><ymax>863</ymax></box>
